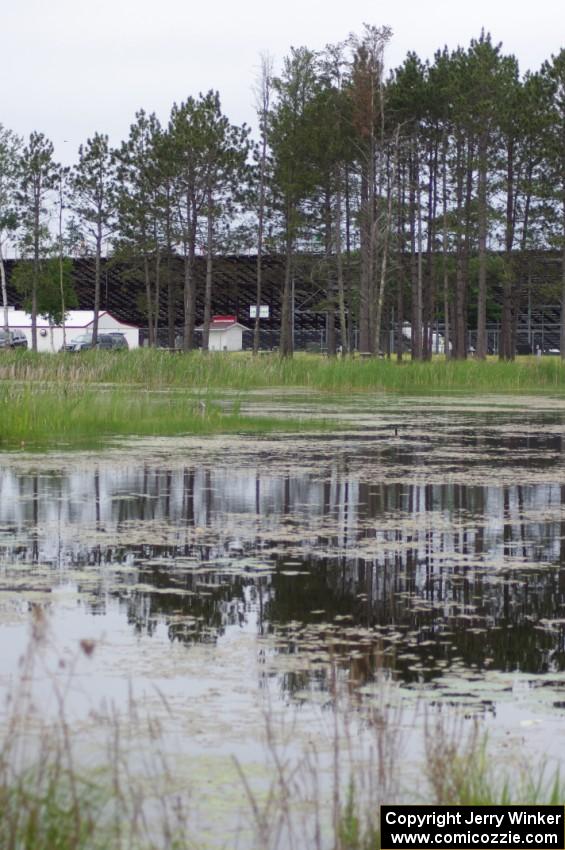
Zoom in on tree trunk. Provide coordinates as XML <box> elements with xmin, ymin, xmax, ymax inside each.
<box><xmin>335</xmin><ymin>167</ymin><xmax>348</xmax><ymax>355</ymax></box>
<box><xmin>424</xmin><ymin>138</ymin><xmax>438</xmax><ymax>361</ymax></box>
<box><xmin>279</xmin><ymin>209</ymin><xmax>293</xmax><ymax>358</ymax></box>
<box><xmin>454</xmin><ymin>139</ymin><xmax>465</xmax><ymax>359</ymax></box>
<box><xmin>462</xmin><ymin>138</ymin><xmax>474</xmax><ymax>356</ymax></box>
<box><xmin>500</xmin><ymin>140</ymin><xmax>514</xmax><ymax>360</ymax></box>
<box><xmin>165</xmin><ymin>191</ymin><xmax>176</xmax><ymax>349</ymax></box>
<box><xmin>476</xmin><ymin>133</ymin><xmax>488</xmax><ymax>360</ymax></box>
<box><xmin>202</xmin><ymin>197</ymin><xmax>214</xmax><ymax>352</ymax></box>
<box><xmin>414</xmin><ymin>181</ymin><xmax>424</xmax><ymax>360</ymax></box>
<box><xmin>410</xmin><ymin>140</ymin><xmax>423</xmax><ymax>361</ymax></box>
<box><xmin>0</xmin><ymin>242</ymin><xmax>8</xmax><ymax>332</ymax></box>
<box><xmin>58</xmin><ymin>177</ymin><xmax>66</xmax><ymax>348</ymax></box>
<box><xmin>374</xmin><ymin>128</ymin><xmax>399</xmax><ymax>355</ymax></box>
<box><xmin>93</xmin><ymin>224</ymin><xmax>101</xmax><ymax>345</ymax></box>
<box><xmin>324</xmin><ymin>187</ymin><xmax>336</xmax><ymax>357</ymax></box>
<box><xmin>396</xmin><ymin>159</ymin><xmax>405</xmax><ymax>362</ymax></box>
<box><xmin>358</xmin><ymin>166</ymin><xmax>372</xmax><ymax>353</ymax></box>
<box><xmin>183</xmin><ymin>205</ymin><xmax>197</xmax><ymax>352</ymax></box>
<box><xmin>254</xmin><ymin>136</ymin><xmax>267</xmax><ymax>355</ymax></box>
<box><xmin>254</xmin><ymin>237</ymin><xmax>263</xmax><ymax>355</ymax></box>
<box><xmin>31</xmin><ymin>188</ymin><xmax>39</xmax><ymax>352</ymax></box>
<box><xmin>167</xmin><ymin>253</ymin><xmax>175</xmax><ymax>349</ymax></box>
<box><xmin>561</xmin><ymin>189</ymin><xmax>565</xmax><ymax>361</ymax></box>
<box><xmin>143</xmin><ymin>254</ymin><xmax>154</xmax><ymax>346</ymax></box>
<box><xmin>344</xmin><ymin>166</ymin><xmax>353</xmax><ymax>351</ymax></box>
<box><xmin>514</xmin><ymin>164</ymin><xmax>534</xmax><ymax>356</ymax></box>
<box><xmin>154</xmin><ymin>248</ymin><xmax>161</xmax><ymax>344</ymax></box>
<box><xmin>409</xmin><ymin>145</ymin><xmax>418</xmax><ymax>359</ymax></box>
<box><xmin>442</xmin><ymin>136</ymin><xmax>450</xmax><ymax>360</ymax></box>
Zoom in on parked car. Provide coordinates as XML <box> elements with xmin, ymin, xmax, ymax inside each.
<box><xmin>95</xmin><ymin>334</ymin><xmax>116</xmax><ymax>350</ymax></box>
<box><xmin>0</xmin><ymin>329</ymin><xmax>28</xmax><ymax>349</ymax></box>
<box><xmin>60</xmin><ymin>333</ymin><xmax>128</xmax><ymax>352</ymax></box>
<box><xmin>60</xmin><ymin>333</ymin><xmax>93</xmax><ymax>352</ymax></box>
<box><xmin>106</xmin><ymin>332</ymin><xmax>129</xmax><ymax>350</ymax></box>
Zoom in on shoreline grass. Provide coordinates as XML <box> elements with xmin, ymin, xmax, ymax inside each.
<box><xmin>0</xmin><ymin>384</ymin><xmax>326</xmax><ymax>449</ymax></box>
<box><xmin>2</xmin><ymin>349</ymin><xmax>565</xmax><ymax>394</ymax></box>
<box><xmin>2</xmin><ymin>623</ymin><xmax>564</xmax><ymax>850</ymax></box>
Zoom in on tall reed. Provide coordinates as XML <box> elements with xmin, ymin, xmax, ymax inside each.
<box><xmin>2</xmin><ymin>350</ymin><xmax>565</xmax><ymax>394</ymax></box>
<box><xmin>0</xmin><ymin>383</ymin><xmax>323</xmax><ymax>448</ymax></box>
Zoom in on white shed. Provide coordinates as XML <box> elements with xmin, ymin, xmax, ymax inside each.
<box><xmin>402</xmin><ymin>321</ymin><xmax>450</xmax><ymax>354</ymax></box>
<box><xmin>4</xmin><ymin>308</ymin><xmax>139</xmax><ymax>351</ymax></box>
<box><xmin>196</xmin><ymin>315</ymin><xmax>248</xmax><ymax>351</ymax></box>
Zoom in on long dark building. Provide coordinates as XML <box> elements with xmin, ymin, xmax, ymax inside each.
<box><xmin>4</xmin><ymin>251</ymin><xmax>563</xmax><ymax>351</ymax></box>
<box><xmin>4</xmin><ymin>254</ymin><xmax>335</xmax><ymax>349</ymax></box>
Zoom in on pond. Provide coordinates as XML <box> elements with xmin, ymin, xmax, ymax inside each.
<box><xmin>2</xmin><ymin>395</ymin><xmax>565</xmax><ymax>843</ymax></box>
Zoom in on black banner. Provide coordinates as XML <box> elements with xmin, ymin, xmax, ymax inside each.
<box><xmin>381</xmin><ymin>806</ymin><xmax>564</xmax><ymax>849</ymax></box>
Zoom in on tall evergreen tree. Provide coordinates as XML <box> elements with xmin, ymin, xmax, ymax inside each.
<box><xmin>17</xmin><ymin>132</ymin><xmax>59</xmax><ymax>351</ymax></box>
<box><xmin>252</xmin><ymin>54</ymin><xmax>274</xmax><ymax>355</ymax></box>
<box><xmin>71</xmin><ymin>133</ymin><xmax>116</xmax><ymax>344</ymax></box>
<box><xmin>542</xmin><ymin>50</ymin><xmax>565</xmax><ymax>360</ymax></box>
<box><xmin>168</xmin><ymin>96</ymin><xmax>212</xmax><ymax>350</ymax></box>
<box><xmin>197</xmin><ymin>92</ymin><xmax>251</xmax><ymax>351</ymax></box>
<box><xmin>270</xmin><ymin>46</ymin><xmax>320</xmax><ymax>357</ymax></box>
<box><xmin>115</xmin><ymin>112</ymin><xmax>164</xmax><ymax>346</ymax></box>
<box><xmin>348</xmin><ymin>25</ymin><xmax>392</xmax><ymax>354</ymax></box>
<box><xmin>0</xmin><ymin>124</ymin><xmax>21</xmax><ymax>331</ymax></box>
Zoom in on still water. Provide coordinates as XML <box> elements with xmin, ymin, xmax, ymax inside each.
<box><xmin>2</xmin><ymin>397</ymin><xmax>565</xmax><ymax>836</ymax></box>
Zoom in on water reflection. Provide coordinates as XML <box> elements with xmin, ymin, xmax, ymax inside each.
<box><xmin>2</xmin><ymin>413</ymin><xmax>565</xmax><ymax>701</ymax></box>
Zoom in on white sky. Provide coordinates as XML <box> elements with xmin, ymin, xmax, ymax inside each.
<box><xmin>3</xmin><ymin>0</ymin><xmax>564</xmax><ymax>165</ymax></box>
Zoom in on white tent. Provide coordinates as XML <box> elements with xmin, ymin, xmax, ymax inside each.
<box><xmin>4</xmin><ymin>308</ymin><xmax>139</xmax><ymax>351</ymax></box>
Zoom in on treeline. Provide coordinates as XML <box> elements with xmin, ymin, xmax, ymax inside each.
<box><xmin>0</xmin><ymin>26</ymin><xmax>564</xmax><ymax>358</ymax></box>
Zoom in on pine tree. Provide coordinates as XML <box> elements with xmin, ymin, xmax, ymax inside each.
<box><xmin>197</xmin><ymin>92</ymin><xmax>250</xmax><ymax>351</ymax></box>
<box><xmin>252</xmin><ymin>54</ymin><xmax>274</xmax><ymax>355</ymax></box>
<box><xmin>17</xmin><ymin>132</ymin><xmax>59</xmax><ymax>351</ymax></box>
<box><xmin>114</xmin><ymin>112</ymin><xmax>164</xmax><ymax>346</ymax></box>
<box><xmin>270</xmin><ymin>46</ymin><xmax>320</xmax><ymax>357</ymax></box>
<box><xmin>542</xmin><ymin>50</ymin><xmax>565</xmax><ymax>359</ymax></box>
<box><xmin>71</xmin><ymin>133</ymin><xmax>116</xmax><ymax>344</ymax></box>
<box><xmin>0</xmin><ymin>124</ymin><xmax>21</xmax><ymax>331</ymax></box>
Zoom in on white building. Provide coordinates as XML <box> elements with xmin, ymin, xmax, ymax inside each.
<box><xmin>4</xmin><ymin>308</ymin><xmax>139</xmax><ymax>351</ymax></box>
<box><xmin>402</xmin><ymin>321</ymin><xmax>450</xmax><ymax>354</ymax></box>
<box><xmin>196</xmin><ymin>315</ymin><xmax>248</xmax><ymax>351</ymax></box>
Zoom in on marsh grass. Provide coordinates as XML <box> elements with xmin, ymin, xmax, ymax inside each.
<box><xmin>235</xmin><ymin>695</ymin><xmax>565</xmax><ymax>850</ymax></box>
<box><xmin>424</xmin><ymin>716</ymin><xmax>564</xmax><ymax>807</ymax></box>
<box><xmin>2</xmin><ymin>349</ymin><xmax>565</xmax><ymax>394</ymax></box>
<box><xmin>0</xmin><ymin>610</ymin><xmax>192</xmax><ymax>850</ymax></box>
<box><xmin>1</xmin><ymin>624</ymin><xmax>564</xmax><ymax>850</ymax></box>
<box><xmin>0</xmin><ymin>383</ymin><xmax>325</xmax><ymax>448</ymax></box>
<box><xmin>330</xmin><ymin>718</ymin><xmax>565</xmax><ymax>850</ymax></box>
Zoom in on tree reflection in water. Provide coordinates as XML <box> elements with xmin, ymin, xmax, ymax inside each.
<box><xmin>2</xmin><ymin>412</ymin><xmax>565</xmax><ymax>701</ymax></box>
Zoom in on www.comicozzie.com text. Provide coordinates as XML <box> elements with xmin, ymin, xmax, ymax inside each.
<box><xmin>384</xmin><ymin>812</ymin><xmax>563</xmax><ymax>830</ymax></box>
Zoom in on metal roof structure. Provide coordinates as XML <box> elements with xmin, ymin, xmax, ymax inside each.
<box><xmin>3</xmin><ymin>251</ymin><xmax>563</xmax><ymax>337</ymax></box>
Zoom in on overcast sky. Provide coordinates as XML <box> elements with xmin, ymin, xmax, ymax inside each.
<box><xmin>4</xmin><ymin>0</ymin><xmax>564</xmax><ymax>165</ymax></box>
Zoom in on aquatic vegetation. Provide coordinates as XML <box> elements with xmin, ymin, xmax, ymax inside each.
<box><xmin>3</xmin><ymin>349</ymin><xmax>565</xmax><ymax>393</ymax></box>
<box><xmin>0</xmin><ymin>383</ymin><xmax>326</xmax><ymax>448</ymax></box>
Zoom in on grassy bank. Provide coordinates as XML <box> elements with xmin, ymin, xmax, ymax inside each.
<box><xmin>2</xmin><ymin>349</ymin><xmax>565</xmax><ymax>393</ymax></box>
<box><xmin>0</xmin><ymin>384</ymin><xmax>323</xmax><ymax>448</ymax></box>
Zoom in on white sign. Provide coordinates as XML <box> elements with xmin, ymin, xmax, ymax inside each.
<box><xmin>249</xmin><ymin>305</ymin><xmax>270</xmax><ymax>319</ymax></box>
